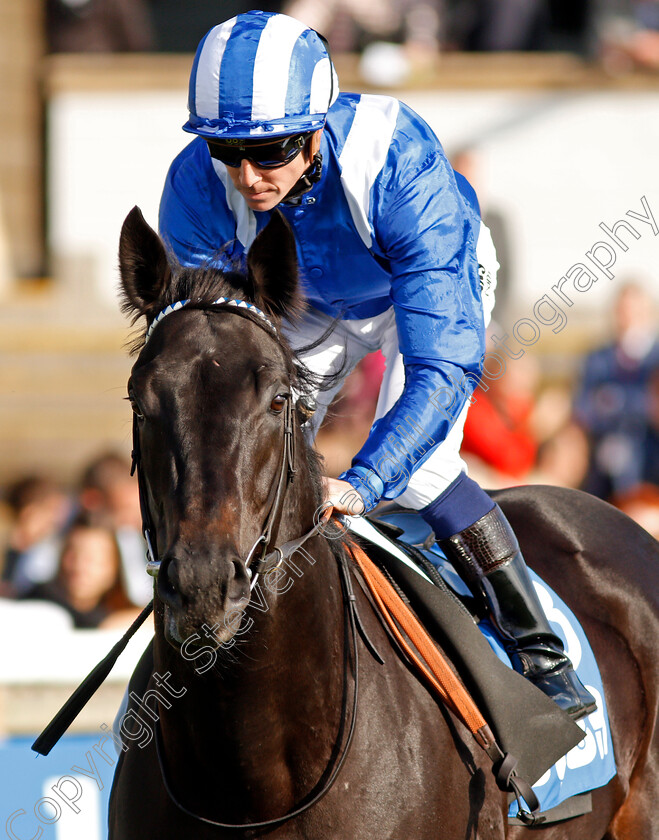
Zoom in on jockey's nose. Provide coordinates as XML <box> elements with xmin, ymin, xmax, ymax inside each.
<box><xmin>238</xmin><ymin>159</ymin><xmax>261</xmax><ymax>188</ymax></box>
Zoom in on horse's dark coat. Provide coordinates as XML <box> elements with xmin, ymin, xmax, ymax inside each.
<box><xmin>109</xmin><ymin>208</ymin><xmax>659</xmax><ymax>839</ymax></box>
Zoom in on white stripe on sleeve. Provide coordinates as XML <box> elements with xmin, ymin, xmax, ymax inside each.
<box><xmin>339</xmin><ymin>95</ymin><xmax>400</xmax><ymax>249</ymax></box>
<box><xmin>477</xmin><ymin>221</ymin><xmax>499</xmax><ymax>328</ymax></box>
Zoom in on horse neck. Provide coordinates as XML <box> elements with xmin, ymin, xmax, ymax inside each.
<box><xmin>153</xmin><ymin>452</ymin><xmax>348</xmax><ymax>807</ymax></box>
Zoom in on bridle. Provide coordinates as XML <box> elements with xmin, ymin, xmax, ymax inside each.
<box><xmin>131</xmin><ymin>296</ymin><xmax>374</xmax><ymax>831</ymax></box>
<box><xmin>134</xmin><ymin>296</ymin><xmax>297</xmax><ymax>589</ymax></box>
<box><xmin>34</xmin><ymin>295</ymin><xmax>542</xmax><ymax>825</ymax></box>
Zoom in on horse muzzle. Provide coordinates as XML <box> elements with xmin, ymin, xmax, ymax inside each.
<box><xmin>156</xmin><ymin>550</ymin><xmax>252</xmax><ymax>649</ymax></box>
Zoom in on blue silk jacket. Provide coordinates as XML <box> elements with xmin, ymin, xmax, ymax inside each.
<box><xmin>159</xmin><ymin>92</ymin><xmax>486</xmax><ymax>511</ymax></box>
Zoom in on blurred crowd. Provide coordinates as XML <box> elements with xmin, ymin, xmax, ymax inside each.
<box><xmin>45</xmin><ymin>0</ymin><xmax>659</xmax><ymax>75</ymax></box>
<box><xmin>0</xmin><ymin>452</ymin><xmax>151</xmax><ymax>631</ymax></box>
<box><xmin>3</xmin><ymin>281</ymin><xmax>658</xmax><ymax>637</ymax></box>
<box><xmin>3</xmin><ymin>277</ymin><xmax>657</xmax><ymax>640</ymax></box>
<box><xmin>6</xmin><ymin>0</ymin><xmax>653</xmax><ymax>636</ymax></box>
<box><xmin>318</xmin><ymin>279</ymin><xmax>659</xmax><ymax>542</ymax></box>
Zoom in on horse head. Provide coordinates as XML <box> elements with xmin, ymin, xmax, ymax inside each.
<box><xmin>118</xmin><ymin>207</ymin><xmax>316</xmax><ymax>651</ymax></box>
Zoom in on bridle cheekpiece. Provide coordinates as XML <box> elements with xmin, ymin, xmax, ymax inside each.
<box><xmin>135</xmin><ymin>295</ymin><xmax>294</xmax><ymax>586</ymax></box>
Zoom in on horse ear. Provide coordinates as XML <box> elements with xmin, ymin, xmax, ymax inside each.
<box><xmin>118</xmin><ymin>206</ymin><xmax>172</xmax><ymax>318</ymax></box>
<box><xmin>246</xmin><ymin>211</ymin><xmax>302</xmax><ymax>320</ymax></box>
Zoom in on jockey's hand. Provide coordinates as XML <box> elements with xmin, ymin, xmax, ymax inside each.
<box><xmin>323</xmin><ymin>477</ymin><xmax>365</xmax><ymax>517</ymax></box>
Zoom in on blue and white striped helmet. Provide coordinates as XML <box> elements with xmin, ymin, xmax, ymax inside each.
<box><xmin>183</xmin><ymin>10</ymin><xmax>340</xmax><ymax>140</ymax></box>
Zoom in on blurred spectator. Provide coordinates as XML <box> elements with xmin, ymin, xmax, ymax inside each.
<box><xmin>80</xmin><ymin>451</ymin><xmax>139</xmax><ymax>529</ymax></box>
<box><xmin>325</xmin><ymin>351</ymin><xmax>386</xmax><ymax>430</ymax></box>
<box><xmin>1</xmin><ymin>476</ymin><xmax>72</xmax><ymax>596</ymax></box>
<box><xmin>596</xmin><ymin>0</ymin><xmax>659</xmax><ymax>71</ymax></box>
<box><xmin>285</xmin><ymin>0</ymin><xmax>441</xmax><ymax>50</ymax></box>
<box><xmin>444</xmin><ymin>0</ymin><xmax>594</xmax><ymax>54</ymax></box>
<box><xmin>610</xmin><ymin>482</ymin><xmax>659</xmax><ymax>540</ymax></box>
<box><xmin>531</xmin><ymin>420</ymin><xmax>591</xmax><ymax>489</ymax></box>
<box><xmin>642</xmin><ymin>368</ymin><xmax>659</xmax><ymax>485</ymax></box>
<box><xmin>546</xmin><ymin>0</ymin><xmax>592</xmax><ymax>53</ymax></box>
<box><xmin>573</xmin><ymin>280</ymin><xmax>659</xmax><ymax>499</ymax></box>
<box><xmin>446</xmin><ymin>0</ymin><xmax>550</xmax><ymax>51</ymax></box>
<box><xmin>21</xmin><ymin>513</ymin><xmax>141</xmax><ymax>629</ymax></box>
<box><xmin>46</xmin><ymin>0</ymin><xmax>154</xmax><ymax>53</ymax></box>
<box><xmin>461</xmin><ymin>349</ymin><xmax>540</xmax><ymax>485</ymax></box>
<box><xmin>283</xmin><ymin>0</ymin><xmax>441</xmax><ymax>82</ymax></box>
<box><xmin>79</xmin><ymin>452</ymin><xmax>152</xmax><ymax>605</ymax></box>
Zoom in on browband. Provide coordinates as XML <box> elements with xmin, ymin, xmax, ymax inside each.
<box><xmin>145</xmin><ymin>297</ymin><xmax>276</xmax><ymax>344</ymax></box>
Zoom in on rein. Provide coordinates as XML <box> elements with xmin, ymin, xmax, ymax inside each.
<box><xmin>130</xmin><ymin>298</ymin><xmax>368</xmax><ymax>830</ymax></box>
<box><xmin>135</xmin><ymin>297</ymin><xmax>296</xmax><ymax>583</ymax></box>
<box><xmin>152</xmin><ymin>533</ymin><xmax>363</xmax><ymax>832</ymax></box>
<box><xmin>135</xmin><ymin>394</ymin><xmax>297</xmax><ymax>587</ymax></box>
<box><xmin>34</xmin><ymin>295</ymin><xmax>541</xmax><ymax>827</ymax></box>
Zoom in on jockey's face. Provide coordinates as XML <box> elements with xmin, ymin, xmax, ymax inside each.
<box><xmin>224</xmin><ymin>130</ymin><xmax>321</xmax><ymax>211</ymax></box>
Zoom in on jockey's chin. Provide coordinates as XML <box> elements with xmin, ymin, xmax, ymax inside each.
<box><xmin>240</xmin><ymin>189</ymin><xmax>282</xmax><ymax>212</ymax></box>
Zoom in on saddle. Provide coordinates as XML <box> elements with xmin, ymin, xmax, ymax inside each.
<box><xmin>351</xmin><ymin>504</ymin><xmax>615</xmax><ymax>825</ymax></box>
<box><xmin>31</xmin><ymin>504</ymin><xmax>614</xmax><ymax>827</ymax></box>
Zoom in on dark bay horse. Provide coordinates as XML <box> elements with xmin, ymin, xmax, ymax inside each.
<box><xmin>109</xmin><ymin>207</ymin><xmax>659</xmax><ymax>839</ymax></box>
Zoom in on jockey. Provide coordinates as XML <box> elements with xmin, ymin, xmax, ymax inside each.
<box><xmin>158</xmin><ymin>10</ymin><xmax>596</xmax><ymax>720</ymax></box>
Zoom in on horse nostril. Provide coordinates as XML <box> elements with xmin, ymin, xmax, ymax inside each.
<box><xmin>157</xmin><ymin>555</ymin><xmax>183</xmax><ymax>609</ymax></box>
<box><xmin>225</xmin><ymin>559</ymin><xmax>251</xmax><ymax>609</ymax></box>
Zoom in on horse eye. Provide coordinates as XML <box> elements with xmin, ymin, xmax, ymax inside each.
<box><xmin>270</xmin><ymin>394</ymin><xmax>288</xmax><ymax>413</ymax></box>
<box><xmin>128</xmin><ymin>394</ymin><xmax>145</xmax><ymax>421</ymax></box>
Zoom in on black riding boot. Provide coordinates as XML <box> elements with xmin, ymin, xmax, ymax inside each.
<box><xmin>439</xmin><ymin>504</ymin><xmax>597</xmax><ymax>720</ymax></box>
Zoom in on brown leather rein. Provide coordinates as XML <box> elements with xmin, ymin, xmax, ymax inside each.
<box><xmin>33</xmin><ymin>299</ymin><xmax>541</xmax><ymax>827</ymax></box>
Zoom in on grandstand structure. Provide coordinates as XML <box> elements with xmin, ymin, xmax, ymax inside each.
<box><xmin>0</xmin><ymin>3</ymin><xmax>658</xmax><ymax>490</ymax></box>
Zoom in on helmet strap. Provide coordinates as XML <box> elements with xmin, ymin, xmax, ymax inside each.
<box><xmin>282</xmin><ymin>152</ymin><xmax>323</xmax><ymax>206</ymax></box>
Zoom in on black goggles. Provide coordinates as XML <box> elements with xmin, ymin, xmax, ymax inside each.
<box><xmin>206</xmin><ymin>133</ymin><xmax>312</xmax><ymax>169</ymax></box>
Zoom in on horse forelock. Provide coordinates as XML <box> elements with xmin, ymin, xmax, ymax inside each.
<box><xmin>128</xmin><ymin>259</ymin><xmax>339</xmax><ymax>411</ymax></box>
<box><xmin>126</xmin><ymin>257</ymin><xmax>250</xmax><ymax>351</ymax></box>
